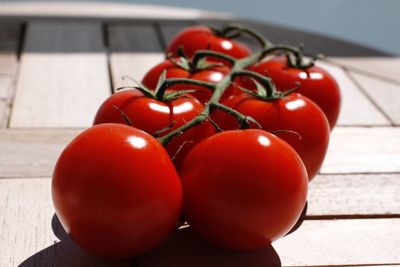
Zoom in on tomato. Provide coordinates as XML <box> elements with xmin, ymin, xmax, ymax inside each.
<box><xmin>166</xmin><ymin>26</ymin><xmax>252</xmax><ymax>60</ymax></box>
<box><xmin>52</xmin><ymin>124</ymin><xmax>182</xmax><ymax>259</ymax></box>
<box><xmin>142</xmin><ymin>59</ymin><xmax>229</xmax><ymax>104</ymax></box>
<box><xmin>93</xmin><ymin>89</ymin><xmax>216</xmax><ymax>170</ymax></box>
<box><xmin>216</xmin><ymin>93</ymin><xmax>330</xmax><ymax>181</ymax></box>
<box><xmin>180</xmin><ymin>129</ymin><xmax>308</xmax><ymax>250</ymax></box>
<box><xmin>245</xmin><ymin>57</ymin><xmax>341</xmax><ymax>129</ymax></box>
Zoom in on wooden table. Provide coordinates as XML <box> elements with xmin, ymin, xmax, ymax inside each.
<box><xmin>1</xmin><ymin>3</ymin><xmax>399</xmax><ymax>267</ymax></box>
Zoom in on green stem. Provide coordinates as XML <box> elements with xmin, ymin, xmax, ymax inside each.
<box><xmin>155</xmin><ymin>78</ymin><xmax>217</xmax><ymax>100</ymax></box>
<box><xmin>232</xmin><ymin>70</ymin><xmax>276</xmax><ymax>97</ymax></box>
<box><xmin>158</xmin><ymin>49</ymin><xmax>265</xmax><ymax>146</ymax></box>
<box><xmin>221</xmin><ymin>23</ymin><xmax>273</xmax><ymax>49</ymax></box>
<box><xmin>192</xmin><ymin>50</ymin><xmax>238</xmax><ymax>67</ymax></box>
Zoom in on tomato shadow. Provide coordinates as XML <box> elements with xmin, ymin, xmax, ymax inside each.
<box><xmin>136</xmin><ymin>226</ymin><xmax>281</xmax><ymax>267</ymax></box>
<box><xmin>19</xmin><ymin>206</ymin><xmax>309</xmax><ymax>267</ymax></box>
<box><xmin>18</xmin><ymin>214</ymin><xmax>130</xmax><ymax>267</ymax></box>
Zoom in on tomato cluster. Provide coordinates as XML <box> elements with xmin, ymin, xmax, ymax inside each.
<box><xmin>52</xmin><ymin>24</ymin><xmax>341</xmax><ymax>259</ymax></box>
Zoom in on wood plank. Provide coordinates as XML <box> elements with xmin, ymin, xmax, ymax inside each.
<box><xmin>0</xmin><ymin>75</ymin><xmax>13</xmax><ymax>99</ymax></box>
<box><xmin>0</xmin><ymin>2</ymin><xmax>229</xmax><ymax>20</ymax></box>
<box><xmin>308</xmin><ymin>174</ymin><xmax>400</xmax><ymax>217</ymax></box>
<box><xmin>0</xmin><ymin>130</ymin><xmax>80</xmax><ymax>178</ymax></box>
<box><xmin>2</xmin><ymin>127</ymin><xmax>399</xmax><ymax>177</ymax></box>
<box><xmin>0</xmin><ymin>101</ymin><xmax>7</xmax><ymax>127</ymax></box>
<box><xmin>10</xmin><ymin>22</ymin><xmax>110</xmax><ymax>128</ymax></box>
<box><xmin>139</xmin><ymin>219</ymin><xmax>400</xmax><ymax>266</ymax></box>
<box><xmin>316</xmin><ymin>61</ymin><xmax>390</xmax><ymax>126</ymax></box>
<box><xmin>329</xmin><ymin>57</ymin><xmax>400</xmax><ymax>84</ymax></box>
<box><xmin>0</xmin><ymin>23</ymin><xmax>19</xmax><ymax>75</ymax></box>
<box><xmin>0</xmin><ymin>178</ymin><xmax>129</xmax><ymax>267</ymax></box>
<box><xmin>2</xmin><ymin>177</ymin><xmax>399</xmax><ymax>266</ymax></box>
<box><xmin>274</xmin><ymin>218</ymin><xmax>400</xmax><ymax>266</ymax></box>
<box><xmin>350</xmin><ymin>71</ymin><xmax>400</xmax><ymax>125</ymax></box>
<box><xmin>108</xmin><ymin>24</ymin><xmax>164</xmax><ymax>88</ymax></box>
<box><xmin>321</xmin><ymin>127</ymin><xmax>400</xmax><ymax>174</ymax></box>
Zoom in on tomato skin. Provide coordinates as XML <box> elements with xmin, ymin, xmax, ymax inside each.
<box><xmin>180</xmin><ymin>129</ymin><xmax>308</xmax><ymax>250</ymax></box>
<box><xmin>52</xmin><ymin>124</ymin><xmax>182</xmax><ymax>259</ymax></box>
<box><xmin>246</xmin><ymin>57</ymin><xmax>341</xmax><ymax>129</ymax></box>
<box><xmin>142</xmin><ymin>60</ymin><xmax>229</xmax><ymax>104</ymax></box>
<box><xmin>166</xmin><ymin>26</ymin><xmax>252</xmax><ymax>60</ymax></box>
<box><xmin>217</xmin><ymin>93</ymin><xmax>330</xmax><ymax>181</ymax></box>
<box><xmin>93</xmin><ymin>90</ymin><xmax>216</xmax><ymax>170</ymax></box>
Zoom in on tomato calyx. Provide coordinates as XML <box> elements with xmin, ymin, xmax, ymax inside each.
<box><xmin>233</xmin><ymin>70</ymin><xmax>300</xmax><ymax>101</ymax></box>
<box><xmin>116</xmin><ymin>72</ymin><xmax>215</xmax><ymax>103</ymax></box>
<box><xmin>167</xmin><ymin>47</ymin><xmax>225</xmax><ymax>73</ymax></box>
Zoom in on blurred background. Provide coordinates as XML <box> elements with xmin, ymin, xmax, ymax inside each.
<box><xmin>3</xmin><ymin>0</ymin><xmax>399</xmax><ymax>55</ymax></box>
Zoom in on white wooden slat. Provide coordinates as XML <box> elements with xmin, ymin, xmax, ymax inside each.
<box><xmin>330</xmin><ymin>57</ymin><xmax>400</xmax><ymax>84</ymax></box>
<box><xmin>138</xmin><ymin>219</ymin><xmax>400</xmax><ymax>266</ymax></box>
<box><xmin>0</xmin><ymin>2</ymin><xmax>229</xmax><ymax>20</ymax></box>
<box><xmin>274</xmin><ymin>219</ymin><xmax>400</xmax><ymax>266</ymax></box>
<box><xmin>1</xmin><ymin>178</ymin><xmax>399</xmax><ymax>266</ymax></box>
<box><xmin>350</xmin><ymin>71</ymin><xmax>400</xmax><ymax>125</ymax></box>
<box><xmin>10</xmin><ymin>22</ymin><xmax>110</xmax><ymax>128</ymax></box>
<box><xmin>1</xmin><ymin>127</ymin><xmax>399</xmax><ymax>177</ymax></box>
<box><xmin>321</xmin><ymin>127</ymin><xmax>400</xmax><ymax>174</ymax></box>
<box><xmin>0</xmin><ymin>52</ymin><xmax>17</xmax><ymax>75</ymax></box>
<box><xmin>108</xmin><ymin>25</ymin><xmax>164</xmax><ymax>88</ymax></box>
<box><xmin>0</xmin><ymin>130</ymin><xmax>80</xmax><ymax>178</ymax></box>
<box><xmin>0</xmin><ymin>101</ymin><xmax>7</xmax><ymax>127</ymax></box>
<box><xmin>110</xmin><ymin>53</ymin><xmax>164</xmax><ymax>88</ymax></box>
<box><xmin>317</xmin><ymin>61</ymin><xmax>389</xmax><ymax>126</ymax></box>
<box><xmin>0</xmin><ymin>75</ymin><xmax>13</xmax><ymax>99</ymax></box>
<box><xmin>0</xmin><ymin>178</ymin><xmax>129</xmax><ymax>267</ymax></box>
<box><xmin>308</xmin><ymin>174</ymin><xmax>400</xmax><ymax>216</ymax></box>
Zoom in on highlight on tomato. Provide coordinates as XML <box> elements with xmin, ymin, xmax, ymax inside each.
<box><xmin>166</xmin><ymin>26</ymin><xmax>252</xmax><ymax>60</ymax></box>
<box><xmin>217</xmin><ymin>92</ymin><xmax>330</xmax><ymax>181</ymax></box>
<box><xmin>52</xmin><ymin>124</ymin><xmax>182</xmax><ymax>259</ymax></box>
<box><xmin>180</xmin><ymin>129</ymin><xmax>308</xmax><ymax>251</ymax></box>
<box><xmin>93</xmin><ymin>88</ymin><xmax>216</xmax><ymax>170</ymax></box>
<box><xmin>245</xmin><ymin>56</ymin><xmax>341</xmax><ymax>129</ymax></box>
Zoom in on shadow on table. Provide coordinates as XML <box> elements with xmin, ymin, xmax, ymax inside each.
<box><xmin>18</xmin><ymin>203</ymin><xmax>308</xmax><ymax>267</ymax></box>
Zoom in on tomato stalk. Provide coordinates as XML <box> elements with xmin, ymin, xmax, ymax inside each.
<box><xmin>157</xmin><ymin>24</ymin><xmax>321</xmax><ymax>146</ymax></box>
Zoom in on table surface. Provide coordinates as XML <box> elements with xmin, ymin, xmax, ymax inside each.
<box><xmin>1</xmin><ymin>3</ymin><xmax>400</xmax><ymax>267</ymax></box>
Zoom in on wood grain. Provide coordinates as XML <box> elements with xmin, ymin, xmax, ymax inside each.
<box><xmin>329</xmin><ymin>57</ymin><xmax>400</xmax><ymax>84</ymax></box>
<box><xmin>0</xmin><ymin>75</ymin><xmax>13</xmax><ymax>100</ymax></box>
<box><xmin>108</xmin><ymin>24</ymin><xmax>164</xmax><ymax>88</ymax></box>
<box><xmin>308</xmin><ymin>174</ymin><xmax>400</xmax><ymax>217</ymax></box>
<box><xmin>316</xmin><ymin>61</ymin><xmax>390</xmax><ymax>126</ymax></box>
<box><xmin>0</xmin><ymin>178</ymin><xmax>129</xmax><ymax>267</ymax></box>
<box><xmin>1</xmin><ymin>177</ymin><xmax>399</xmax><ymax>267</ymax></box>
<box><xmin>0</xmin><ymin>130</ymin><xmax>80</xmax><ymax>178</ymax></box>
<box><xmin>10</xmin><ymin>22</ymin><xmax>110</xmax><ymax>128</ymax></box>
<box><xmin>321</xmin><ymin>127</ymin><xmax>400</xmax><ymax>174</ymax></box>
<box><xmin>350</xmin><ymin>71</ymin><xmax>400</xmax><ymax>125</ymax></box>
<box><xmin>0</xmin><ymin>101</ymin><xmax>7</xmax><ymax>127</ymax></box>
<box><xmin>274</xmin><ymin>218</ymin><xmax>400</xmax><ymax>266</ymax></box>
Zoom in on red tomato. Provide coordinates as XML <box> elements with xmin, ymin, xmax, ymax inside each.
<box><xmin>245</xmin><ymin>57</ymin><xmax>341</xmax><ymax>129</ymax></box>
<box><xmin>93</xmin><ymin>89</ymin><xmax>216</xmax><ymax>170</ymax></box>
<box><xmin>142</xmin><ymin>60</ymin><xmax>229</xmax><ymax>104</ymax></box>
<box><xmin>180</xmin><ymin>129</ymin><xmax>308</xmax><ymax>250</ymax></box>
<box><xmin>216</xmin><ymin>93</ymin><xmax>330</xmax><ymax>181</ymax></box>
<box><xmin>166</xmin><ymin>26</ymin><xmax>251</xmax><ymax>60</ymax></box>
<box><xmin>52</xmin><ymin>124</ymin><xmax>182</xmax><ymax>259</ymax></box>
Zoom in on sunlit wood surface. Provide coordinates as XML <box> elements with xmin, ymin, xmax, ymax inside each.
<box><xmin>0</xmin><ymin>4</ymin><xmax>400</xmax><ymax>267</ymax></box>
